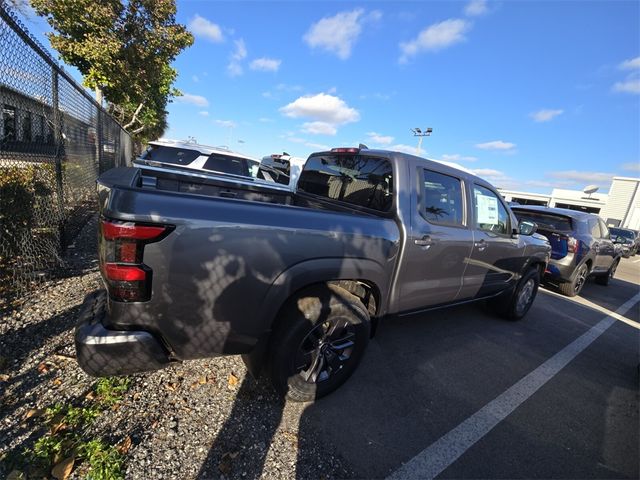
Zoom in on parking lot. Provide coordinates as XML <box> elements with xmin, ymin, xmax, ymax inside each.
<box><xmin>1</xmin><ymin>220</ymin><xmax>638</xmax><ymax>479</ymax></box>
<box><xmin>303</xmin><ymin>257</ymin><xmax>639</xmax><ymax>479</ymax></box>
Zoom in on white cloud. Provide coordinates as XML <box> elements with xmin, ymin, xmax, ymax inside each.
<box><xmin>390</xmin><ymin>143</ymin><xmax>420</xmax><ymax>155</ymax></box>
<box><xmin>198</xmin><ymin>111</ymin><xmax>209</xmax><ymax>117</ymax></box>
<box><xmin>189</xmin><ymin>15</ymin><xmax>224</xmax><ymax>43</ymax></box>
<box><xmin>399</xmin><ymin>19</ymin><xmax>470</xmax><ymax>63</ymax></box>
<box><xmin>303</xmin><ymin>9</ymin><xmax>381</xmax><ymax>60</ymax></box>
<box><xmin>613</xmin><ymin>78</ymin><xmax>640</xmax><ymax>94</ymax></box>
<box><xmin>250</xmin><ymin>57</ymin><xmax>282</xmax><ymax>72</ymax></box>
<box><xmin>440</xmin><ymin>153</ymin><xmax>477</xmax><ymax>162</ymax></box>
<box><xmin>530</xmin><ymin>109</ymin><xmax>564</xmax><ymax>122</ymax></box>
<box><xmin>621</xmin><ymin>162</ymin><xmax>640</xmax><ymax>172</ymax></box>
<box><xmin>619</xmin><ymin>56</ymin><xmax>640</xmax><ymax>70</ymax></box>
<box><xmin>227</xmin><ymin>39</ymin><xmax>247</xmax><ymax>77</ymax></box>
<box><xmin>258</xmin><ymin>117</ymin><xmax>274</xmax><ymax>123</ymax></box>
<box><xmin>548</xmin><ymin>170</ymin><xmax>614</xmax><ymax>185</ymax></box>
<box><xmin>433</xmin><ymin>160</ymin><xmax>474</xmax><ymax>174</ymax></box>
<box><xmin>306</xmin><ymin>142</ymin><xmax>331</xmax><ymax>150</ymax></box>
<box><xmin>471</xmin><ymin>168</ymin><xmax>514</xmax><ymax>187</ymax></box>
<box><xmin>464</xmin><ymin>0</ymin><xmax>488</xmax><ymax>16</ymax></box>
<box><xmin>302</xmin><ymin>121</ymin><xmax>337</xmax><ymax>136</ymax></box>
<box><xmin>280</xmin><ymin>93</ymin><xmax>360</xmax><ymax>130</ymax></box>
<box><xmin>367</xmin><ymin>132</ymin><xmax>394</xmax><ymax>145</ymax></box>
<box><xmin>175</xmin><ymin>93</ymin><xmax>209</xmax><ymax>107</ymax></box>
<box><xmin>214</xmin><ymin>119</ymin><xmax>237</xmax><ymax>129</ymax></box>
<box><xmin>475</xmin><ymin>140</ymin><xmax>516</xmax><ymax>151</ymax></box>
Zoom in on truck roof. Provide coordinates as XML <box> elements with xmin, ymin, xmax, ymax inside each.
<box><xmin>510</xmin><ymin>204</ymin><xmax>597</xmax><ymax>220</ymax></box>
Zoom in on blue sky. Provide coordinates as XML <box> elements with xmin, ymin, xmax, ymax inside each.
<box><xmin>21</xmin><ymin>0</ymin><xmax>640</xmax><ymax>193</ymax></box>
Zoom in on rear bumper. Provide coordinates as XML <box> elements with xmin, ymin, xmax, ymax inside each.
<box><xmin>75</xmin><ymin>290</ymin><xmax>172</xmax><ymax>376</ymax></box>
<box><xmin>544</xmin><ymin>260</ymin><xmax>576</xmax><ymax>283</ymax></box>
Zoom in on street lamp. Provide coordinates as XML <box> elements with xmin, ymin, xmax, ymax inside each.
<box><xmin>411</xmin><ymin>127</ymin><xmax>433</xmax><ymax>155</ymax></box>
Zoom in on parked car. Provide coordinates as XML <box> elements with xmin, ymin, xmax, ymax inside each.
<box><xmin>76</xmin><ymin>147</ymin><xmax>550</xmax><ymax>401</ymax></box>
<box><xmin>134</xmin><ymin>138</ymin><xmax>260</xmax><ymax>179</ymax></box>
<box><xmin>257</xmin><ymin>152</ymin><xmax>306</xmax><ymax>189</ymax></box>
<box><xmin>511</xmin><ymin>206</ymin><xmax>622</xmax><ymax>297</ymax></box>
<box><xmin>609</xmin><ymin>227</ymin><xmax>637</xmax><ymax>257</ymax></box>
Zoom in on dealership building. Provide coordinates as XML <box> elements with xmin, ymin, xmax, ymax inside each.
<box><xmin>499</xmin><ymin>175</ymin><xmax>640</xmax><ymax>230</ymax></box>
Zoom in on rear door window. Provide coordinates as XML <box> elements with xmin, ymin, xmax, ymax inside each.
<box><xmin>140</xmin><ymin>145</ymin><xmax>200</xmax><ymax>165</ymax></box>
<box><xmin>422</xmin><ymin>170</ymin><xmax>464</xmax><ymax>226</ymax></box>
<box><xmin>297</xmin><ymin>154</ymin><xmax>393</xmax><ymax>212</ymax></box>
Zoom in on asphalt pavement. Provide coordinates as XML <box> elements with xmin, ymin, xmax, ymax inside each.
<box><xmin>299</xmin><ymin>256</ymin><xmax>640</xmax><ymax>479</ymax></box>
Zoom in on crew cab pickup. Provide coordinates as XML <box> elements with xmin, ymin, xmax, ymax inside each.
<box><xmin>76</xmin><ymin>147</ymin><xmax>551</xmax><ymax>401</ymax></box>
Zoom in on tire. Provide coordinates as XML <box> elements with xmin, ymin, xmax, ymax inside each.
<box><xmin>558</xmin><ymin>262</ymin><xmax>589</xmax><ymax>297</ymax></box>
<box><xmin>268</xmin><ymin>284</ymin><xmax>370</xmax><ymax>402</ymax></box>
<box><xmin>595</xmin><ymin>258</ymin><xmax>619</xmax><ymax>286</ymax></box>
<box><xmin>488</xmin><ymin>267</ymin><xmax>540</xmax><ymax>320</ymax></box>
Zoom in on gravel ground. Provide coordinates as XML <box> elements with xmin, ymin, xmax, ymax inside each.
<box><xmin>0</xmin><ymin>216</ymin><xmax>354</xmax><ymax>479</ymax></box>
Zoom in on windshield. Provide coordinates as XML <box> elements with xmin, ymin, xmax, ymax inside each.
<box><xmin>297</xmin><ymin>154</ymin><xmax>394</xmax><ymax>212</ymax></box>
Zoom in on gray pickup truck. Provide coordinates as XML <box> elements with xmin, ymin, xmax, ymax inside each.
<box><xmin>76</xmin><ymin>146</ymin><xmax>550</xmax><ymax>401</ymax></box>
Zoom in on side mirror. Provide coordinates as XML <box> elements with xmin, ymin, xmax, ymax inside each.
<box><xmin>518</xmin><ymin>220</ymin><xmax>538</xmax><ymax>236</ymax></box>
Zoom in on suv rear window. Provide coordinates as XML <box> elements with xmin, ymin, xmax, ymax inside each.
<box><xmin>140</xmin><ymin>145</ymin><xmax>200</xmax><ymax>165</ymax></box>
<box><xmin>203</xmin><ymin>153</ymin><xmax>251</xmax><ymax>177</ymax></box>
<box><xmin>512</xmin><ymin>210</ymin><xmax>573</xmax><ymax>232</ymax></box>
<box><xmin>297</xmin><ymin>154</ymin><xmax>393</xmax><ymax>212</ymax></box>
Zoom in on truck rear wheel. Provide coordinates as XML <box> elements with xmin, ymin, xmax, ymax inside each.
<box><xmin>488</xmin><ymin>267</ymin><xmax>540</xmax><ymax>320</ymax></box>
<box><xmin>269</xmin><ymin>284</ymin><xmax>370</xmax><ymax>402</ymax></box>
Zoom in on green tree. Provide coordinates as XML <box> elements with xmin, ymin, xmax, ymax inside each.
<box><xmin>30</xmin><ymin>0</ymin><xmax>193</xmax><ymax>144</ymax></box>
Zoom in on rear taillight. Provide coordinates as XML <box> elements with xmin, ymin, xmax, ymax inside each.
<box><xmin>567</xmin><ymin>237</ymin><xmax>579</xmax><ymax>254</ymax></box>
<box><xmin>99</xmin><ymin>219</ymin><xmax>172</xmax><ymax>302</ymax></box>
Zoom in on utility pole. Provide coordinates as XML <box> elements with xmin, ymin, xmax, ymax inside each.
<box><xmin>411</xmin><ymin>127</ymin><xmax>433</xmax><ymax>155</ymax></box>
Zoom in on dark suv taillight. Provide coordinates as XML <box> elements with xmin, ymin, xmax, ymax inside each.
<box><xmin>567</xmin><ymin>237</ymin><xmax>579</xmax><ymax>254</ymax></box>
<box><xmin>99</xmin><ymin>219</ymin><xmax>173</xmax><ymax>302</ymax></box>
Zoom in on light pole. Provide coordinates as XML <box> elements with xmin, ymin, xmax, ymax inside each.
<box><xmin>411</xmin><ymin>127</ymin><xmax>433</xmax><ymax>155</ymax></box>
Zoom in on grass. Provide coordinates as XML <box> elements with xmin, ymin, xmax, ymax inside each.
<box><xmin>8</xmin><ymin>377</ymin><xmax>131</xmax><ymax>479</ymax></box>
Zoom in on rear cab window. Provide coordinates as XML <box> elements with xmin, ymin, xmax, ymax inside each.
<box><xmin>297</xmin><ymin>153</ymin><xmax>393</xmax><ymax>212</ymax></box>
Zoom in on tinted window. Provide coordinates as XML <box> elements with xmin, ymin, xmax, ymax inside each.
<box><xmin>512</xmin><ymin>210</ymin><xmax>573</xmax><ymax>232</ymax></box>
<box><xmin>203</xmin><ymin>153</ymin><xmax>250</xmax><ymax>177</ymax></box>
<box><xmin>423</xmin><ymin>170</ymin><xmax>464</xmax><ymax>225</ymax></box>
<box><xmin>298</xmin><ymin>154</ymin><xmax>393</xmax><ymax>212</ymax></box>
<box><xmin>140</xmin><ymin>145</ymin><xmax>200</xmax><ymax>165</ymax></box>
<box><xmin>611</xmin><ymin>228</ymin><xmax>635</xmax><ymax>240</ymax></box>
<box><xmin>474</xmin><ymin>185</ymin><xmax>509</xmax><ymax>234</ymax></box>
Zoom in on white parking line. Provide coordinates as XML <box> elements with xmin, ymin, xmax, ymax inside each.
<box><xmin>387</xmin><ymin>292</ymin><xmax>640</xmax><ymax>480</ymax></box>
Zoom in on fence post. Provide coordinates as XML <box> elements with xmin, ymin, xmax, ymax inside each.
<box><xmin>51</xmin><ymin>69</ymin><xmax>65</xmax><ymax>248</ymax></box>
<box><xmin>96</xmin><ymin>108</ymin><xmax>103</xmax><ymax>174</ymax></box>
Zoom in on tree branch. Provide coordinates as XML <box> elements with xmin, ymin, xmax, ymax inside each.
<box><xmin>124</xmin><ymin>102</ymin><xmax>144</xmax><ymax>130</ymax></box>
<box><xmin>132</xmin><ymin>125</ymin><xmax>146</xmax><ymax>134</ymax></box>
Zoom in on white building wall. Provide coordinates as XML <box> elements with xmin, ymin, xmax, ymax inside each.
<box><xmin>601</xmin><ymin>177</ymin><xmax>640</xmax><ymax>229</ymax></box>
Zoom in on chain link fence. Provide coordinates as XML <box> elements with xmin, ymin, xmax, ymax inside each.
<box><xmin>0</xmin><ymin>4</ymin><xmax>132</xmax><ymax>311</ymax></box>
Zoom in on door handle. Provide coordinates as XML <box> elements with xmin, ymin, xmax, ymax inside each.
<box><xmin>414</xmin><ymin>235</ymin><xmax>433</xmax><ymax>248</ymax></box>
<box><xmin>474</xmin><ymin>239</ymin><xmax>488</xmax><ymax>251</ymax></box>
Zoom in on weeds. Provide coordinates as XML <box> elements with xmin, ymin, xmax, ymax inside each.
<box><xmin>8</xmin><ymin>377</ymin><xmax>131</xmax><ymax>479</ymax></box>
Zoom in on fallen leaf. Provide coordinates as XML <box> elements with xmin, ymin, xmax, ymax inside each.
<box><xmin>116</xmin><ymin>436</ymin><xmax>132</xmax><ymax>454</ymax></box>
<box><xmin>52</xmin><ymin>378</ymin><xmax>62</xmax><ymax>386</ymax></box>
<box><xmin>151</xmin><ymin>420</ymin><xmax>159</xmax><ymax>429</ymax></box>
<box><xmin>132</xmin><ymin>392</ymin><xmax>141</xmax><ymax>400</ymax></box>
<box><xmin>51</xmin><ymin>456</ymin><xmax>74</xmax><ymax>480</ymax></box>
<box><xmin>0</xmin><ymin>374</ymin><xmax>9</xmax><ymax>382</ymax></box>
<box><xmin>228</xmin><ymin>373</ymin><xmax>239</xmax><ymax>389</ymax></box>
<box><xmin>85</xmin><ymin>391</ymin><xmax>96</xmax><ymax>401</ymax></box>
<box><xmin>37</xmin><ymin>362</ymin><xmax>49</xmax><ymax>374</ymax></box>
<box><xmin>23</xmin><ymin>408</ymin><xmax>45</xmax><ymax>420</ymax></box>
<box><xmin>199</xmin><ymin>376</ymin><xmax>207</xmax><ymax>384</ymax></box>
<box><xmin>50</xmin><ymin>420</ymin><xmax>67</xmax><ymax>435</ymax></box>
<box><xmin>164</xmin><ymin>382</ymin><xmax>177</xmax><ymax>392</ymax></box>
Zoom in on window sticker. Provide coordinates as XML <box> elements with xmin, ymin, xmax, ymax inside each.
<box><xmin>477</xmin><ymin>193</ymin><xmax>499</xmax><ymax>224</ymax></box>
